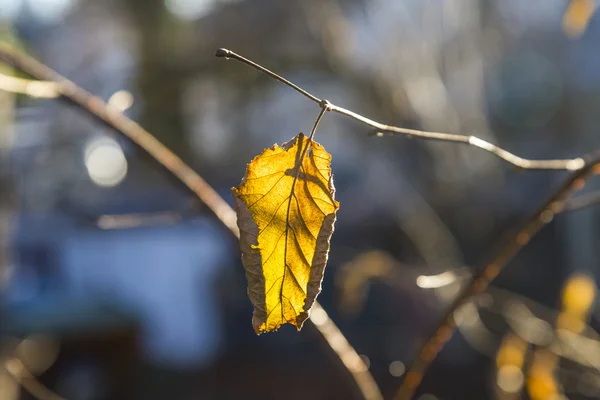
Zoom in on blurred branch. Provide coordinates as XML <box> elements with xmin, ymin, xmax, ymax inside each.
<box><xmin>97</xmin><ymin>211</ymin><xmax>182</xmax><ymax>230</ymax></box>
<box><xmin>3</xmin><ymin>358</ymin><xmax>64</xmax><ymax>400</ymax></box>
<box><xmin>562</xmin><ymin>0</ymin><xmax>598</xmax><ymax>38</ymax></box>
<box><xmin>309</xmin><ymin>302</ymin><xmax>382</xmax><ymax>398</ymax></box>
<box><xmin>557</xmin><ymin>189</ymin><xmax>600</xmax><ymax>214</ymax></box>
<box><xmin>0</xmin><ymin>43</ymin><xmax>382</xmax><ymax>400</ymax></box>
<box><xmin>395</xmin><ymin>159</ymin><xmax>600</xmax><ymax>400</ymax></box>
<box><xmin>216</xmin><ymin>48</ymin><xmax>585</xmax><ymax>172</ymax></box>
<box><xmin>0</xmin><ymin>72</ymin><xmax>59</xmax><ymax>98</ymax></box>
<box><xmin>339</xmin><ymin>257</ymin><xmax>600</xmax><ymax>396</ymax></box>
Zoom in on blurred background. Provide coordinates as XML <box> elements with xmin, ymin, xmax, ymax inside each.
<box><xmin>1</xmin><ymin>0</ymin><xmax>600</xmax><ymax>399</ymax></box>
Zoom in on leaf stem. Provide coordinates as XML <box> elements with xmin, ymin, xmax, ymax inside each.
<box><xmin>216</xmin><ymin>48</ymin><xmax>585</xmax><ymax>172</ymax></box>
<box><xmin>298</xmin><ymin>102</ymin><xmax>330</xmax><ymax>170</ymax></box>
<box><xmin>308</xmin><ymin>101</ymin><xmax>330</xmax><ymax>142</ymax></box>
<box><xmin>5</xmin><ymin>356</ymin><xmax>65</xmax><ymax>400</ymax></box>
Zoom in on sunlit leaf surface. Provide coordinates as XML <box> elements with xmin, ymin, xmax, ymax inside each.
<box><xmin>562</xmin><ymin>0</ymin><xmax>596</xmax><ymax>38</ymax></box>
<box><xmin>232</xmin><ymin>133</ymin><xmax>339</xmax><ymax>334</ymax></box>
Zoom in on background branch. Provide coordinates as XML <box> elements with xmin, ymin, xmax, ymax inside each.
<box><xmin>0</xmin><ymin>72</ymin><xmax>59</xmax><ymax>98</ymax></box>
<box><xmin>0</xmin><ymin>337</ymin><xmax>63</xmax><ymax>400</ymax></box>
<box><xmin>4</xmin><ymin>358</ymin><xmax>65</xmax><ymax>400</ymax></box>
<box><xmin>394</xmin><ymin>156</ymin><xmax>600</xmax><ymax>400</ymax></box>
<box><xmin>558</xmin><ymin>189</ymin><xmax>600</xmax><ymax>214</ymax></box>
<box><xmin>0</xmin><ymin>43</ymin><xmax>382</xmax><ymax>400</ymax></box>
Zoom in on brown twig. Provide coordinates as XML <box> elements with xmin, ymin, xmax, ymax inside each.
<box><xmin>0</xmin><ymin>43</ymin><xmax>382</xmax><ymax>400</ymax></box>
<box><xmin>216</xmin><ymin>48</ymin><xmax>585</xmax><ymax>172</ymax></box>
<box><xmin>0</xmin><ymin>72</ymin><xmax>59</xmax><ymax>98</ymax></box>
<box><xmin>557</xmin><ymin>188</ymin><xmax>600</xmax><ymax>214</ymax></box>
<box><xmin>4</xmin><ymin>358</ymin><xmax>65</xmax><ymax>400</ymax></box>
<box><xmin>394</xmin><ymin>157</ymin><xmax>600</xmax><ymax>400</ymax></box>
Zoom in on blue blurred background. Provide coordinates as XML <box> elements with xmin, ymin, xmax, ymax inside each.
<box><xmin>1</xmin><ymin>1</ymin><xmax>600</xmax><ymax>399</ymax></box>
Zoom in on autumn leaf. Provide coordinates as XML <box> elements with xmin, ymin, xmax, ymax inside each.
<box><xmin>562</xmin><ymin>0</ymin><xmax>597</xmax><ymax>38</ymax></box>
<box><xmin>232</xmin><ymin>133</ymin><xmax>339</xmax><ymax>334</ymax></box>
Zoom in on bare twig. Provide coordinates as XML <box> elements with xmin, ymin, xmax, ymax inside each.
<box><xmin>557</xmin><ymin>188</ymin><xmax>600</xmax><ymax>214</ymax></box>
<box><xmin>0</xmin><ymin>72</ymin><xmax>59</xmax><ymax>98</ymax></box>
<box><xmin>4</xmin><ymin>358</ymin><xmax>65</xmax><ymax>400</ymax></box>
<box><xmin>215</xmin><ymin>48</ymin><xmax>322</xmax><ymax>104</ymax></box>
<box><xmin>309</xmin><ymin>302</ymin><xmax>382</xmax><ymax>397</ymax></box>
<box><xmin>0</xmin><ymin>43</ymin><xmax>382</xmax><ymax>400</ymax></box>
<box><xmin>216</xmin><ymin>48</ymin><xmax>585</xmax><ymax>172</ymax></box>
<box><xmin>96</xmin><ymin>211</ymin><xmax>183</xmax><ymax>230</ymax></box>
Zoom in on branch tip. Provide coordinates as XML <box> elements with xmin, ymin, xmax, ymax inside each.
<box><xmin>215</xmin><ymin>48</ymin><xmax>232</xmax><ymax>58</ymax></box>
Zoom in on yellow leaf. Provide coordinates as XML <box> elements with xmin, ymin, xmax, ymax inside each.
<box><xmin>232</xmin><ymin>133</ymin><xmax>339</xmax><ymax>334</ymax></box>
<box><xmin>562</xmin><ymin>0</ymin><xmax>597</xmax><ymax>38</ymax></box>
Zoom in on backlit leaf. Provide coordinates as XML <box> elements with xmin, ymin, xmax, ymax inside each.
<box><xmin>562</xmin><ymin>0</ymin><xmax>596</xmax><ymax>38</ymax></box>
<box><xmin>232</xmin><ymin>133</ymin><xmax>339</xmax><ymax>334</ymax></box>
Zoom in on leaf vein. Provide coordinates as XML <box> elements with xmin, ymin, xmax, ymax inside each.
<box><xmin>261</xmin><ymin>229</ymin><xmax>286</xmax><ymax>267</ymax></box>
<box><xmin>243</xmin><ymin>170</ymin><xmax>286</xmax><ymax>181</ymax></box>
<box><xmin>265</xmin><ymin>275</ymin><xmax>284</xmax><ymax>296</ymax></box>
<box><xmin>258</xmin><ymin>196</ymin><xmax>288</xmax><ymax>235</ymax></box>
<box><xmin>246</xmin><ymin>173</ymin><xmax>287</xmax><ymax>209</ymax></box>
<box><xmin>301</xmin><ymin>174</ymin><xmax>327</xmax><ymax>216</ymax></box>
<box><xmin>292</xmin><ymin>192</ymin><xmax>317</xmax><ymax>240</ymax></box>
<box><xmin>284</xmin><ymin>260</ymin><xmax>307</xmax><ymax>296</ymax></box>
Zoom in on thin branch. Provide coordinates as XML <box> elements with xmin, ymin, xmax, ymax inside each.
<box><xmin>309</xmin><ymin>303</ymin><xmax>382</xmax><ymax>398</ymax></box>
<box><xmin>0</xmin><ymin>43</ymin><xmax>382</xmax><ymax>400</ymax></box>
<box><xmin>216</xmin><ymin>48</ymin><xmax>321</xmax><ymax>104</ymax></box>
<box><xmin>394</xmin><ymin>154</ymin><xmax>600</xmax><ymax>400</ymax></box>
<box><xmin>94</xmin><ymin>186</ymin><xmax>600</xmax><ymax>230</ymax></box>
<box><xmin>4</xmin><ymin>358</ymin><xmax>65</xmax><ymax>400</ymax></box>
<box><xmin>0</xmin><ymin>72</ymin><xmax>59</xmax><ymax>98</ymax></box>
<box><xmin>97</xmin><ymin>211</ymin><xmax>182</xmax><ymax>230</ymax></box>
<box><xmin>557</xmin><ymin>188</ymin><xmax>600</xmax><ymax>214</ymax></box>
<box><xmin>216</xmin><ymin>48</ymin><xmax>585</xmax><ymax>172</ymax></box>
